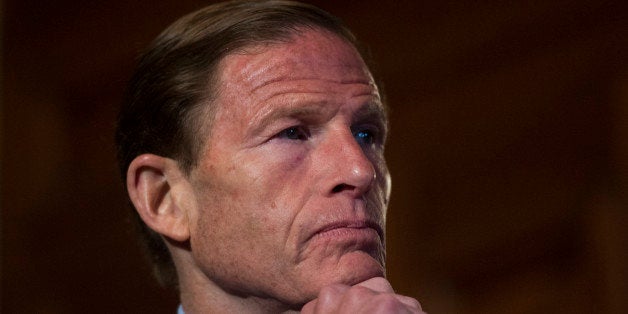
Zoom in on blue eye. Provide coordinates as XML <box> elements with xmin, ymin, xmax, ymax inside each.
<box><xmin>278</xmin><ymin>126</ymin><xmax>309</xmax><ymax>140</ymax></box>
<box><xmin>354</xmin><ymin>129</ymin><xmax>375</xmax><ymax>145</ymax></box>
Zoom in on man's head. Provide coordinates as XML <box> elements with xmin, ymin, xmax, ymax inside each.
<box><xmin>116</xmin><ymin>0</ymin><xmax>390</xmax><ymax>311</ymax></box>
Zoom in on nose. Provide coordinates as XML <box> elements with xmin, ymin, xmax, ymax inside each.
<box><xmin>319</xmin><ymin>128</ymin><xmax>376</xmax><ymax>197</ymax></box>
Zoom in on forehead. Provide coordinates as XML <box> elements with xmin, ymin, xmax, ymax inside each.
<box><xmin>194</xmin><ymin>29</ymin><xmax>387</xmax><ymax>164</ymax></box>
<box><xmin>215</xmin><ymin>30</ymin><xmax>375</xmax><ymax>101</ymax></box>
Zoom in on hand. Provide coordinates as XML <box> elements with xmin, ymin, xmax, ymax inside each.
<box><xmin>301</xmin><ymin>277</ymin><xmax>424</xmax><ymax>313</ymax></box>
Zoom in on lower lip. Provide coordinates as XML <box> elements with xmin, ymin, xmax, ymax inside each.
<box><xmin>313</xmin><ymin>227</ymin><xmax>380</xmax><ymax>241</ymax></box>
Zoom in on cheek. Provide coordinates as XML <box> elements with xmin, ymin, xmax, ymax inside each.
<box><xmin>201</xmin><ymin>151</ymin><xmax>305</xmax><ymax>231</ymax></box>
<box><xmin>191</xmin><ymin>143</ymin><xmax>314</xmax><ymax>252</ymax></box>
<box><xmin>257</xmin><ymin>143</ymin><xmax>308</xmax><ymax>171</ymax></box>
<box><xmin>364</xmin><ymin>150</ymin><xmax>389</xmax><ymax>192</ymax></box>
<box><xmin>190</xmin><ymin>180</ymin><xmax>276</xmax><ymax>270</ymax></box>
<box><xmin>376</xmin><ymin>158</ymin><xmax>390</xmax><ymax>197</ymax></box>
<box><xmin>241</xmin><ymin>145</ymin><xmax>312</xmax><ymax>202</ymax></box>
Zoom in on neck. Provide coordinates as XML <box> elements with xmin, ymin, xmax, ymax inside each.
<box><xmin>179</xmin><ymin>286</ymin><xmax>299</xmax><ymax>314</ymax></box>
<box><xmin>179</xmin><ymin>275</ymin><xmax>301</xmax><ymax>313</ymax></box>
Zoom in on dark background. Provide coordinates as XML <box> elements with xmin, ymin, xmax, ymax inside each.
<box><xmin>3</xmin><ymin>1</ymin><xmax>628</xmax><ymax>313</ymax></box>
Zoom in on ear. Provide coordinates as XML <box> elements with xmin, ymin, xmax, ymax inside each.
<box><xmin>126</xmin><ymin>154</ymin><xmax>191</xmax><ymax>242</ymax></box>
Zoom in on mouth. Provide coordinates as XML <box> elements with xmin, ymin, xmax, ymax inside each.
<box><xmin>309</xmin><ymin>219</ymin><xmax>384</xmax><ymax>243</ymax></box>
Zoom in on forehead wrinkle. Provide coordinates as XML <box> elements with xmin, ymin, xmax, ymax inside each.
<box><xmin>250</xmin><ymin>75</ymin><xmax>373</xmax><ymax>95</ymax></box>
<box><xmin>254</xmin><ymin>79</ymin><xmax>376</xmax><ymax>104</ymax></box>
<box><xmin>242</xmin><ymin>52</ymin><xmax>373</xmax><ymax>94</ymax></box>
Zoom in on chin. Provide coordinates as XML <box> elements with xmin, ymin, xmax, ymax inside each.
<box><xmin>292</xmin><ymin>248</ymin><xmax>386</xmax><ymax>304</ymax></box>
<box><xmin>291</xmin><ymin>253</ymin><xmax>385</xmax><ymax>307</ymax></box>
<box><xmin>338</xmin><ymin>251</ymin><xmax>386</xmax><ymax>285</ymax></box>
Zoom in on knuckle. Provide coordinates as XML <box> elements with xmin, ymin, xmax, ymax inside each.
<box><xmin>397</xmin><ymin>295</ymin><xmax>423</xmax><ymax>311</ymax></box>
<box><xmin>317</xmin><ymin>283</ymin><xmax>348</xmax><ymax>305</ymax></box>
<box><xmin>345</xmin><ymin>285</ymin><xmax>376</xmax><ymax>303</ymax></box>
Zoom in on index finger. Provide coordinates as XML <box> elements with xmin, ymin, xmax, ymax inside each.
<box><xmin>354</xmin><ymin>277</ymin><xmax>394</xmax><ymax>293</ymax></box>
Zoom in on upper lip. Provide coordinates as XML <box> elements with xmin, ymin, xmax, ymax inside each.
<box><xmin>309</xmin><ymin>219</ymin><xmax>383</xmax><ymax>242</ymax></box>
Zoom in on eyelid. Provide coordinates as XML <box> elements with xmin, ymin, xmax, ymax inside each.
<box><xmin>274</xmin><ymin>125</ymin><xmax>310</xmax><ymax>141</ymax></box>
<box><xmin>256</xmin><ymin>116</ymin><xmax>303</xmax><ymax>140</ymax></box>
<box><xmin>248</xmin><ymin>102</ymin><xmax>328</xmax><ymax>139</ymax></box>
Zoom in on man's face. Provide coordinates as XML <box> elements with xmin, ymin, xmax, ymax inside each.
<box><xmin>185</xmin><ymin>30</ymin><xmax>390</xmax><ymax>306</ymax></box>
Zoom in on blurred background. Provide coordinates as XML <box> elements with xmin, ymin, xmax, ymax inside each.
<box><xmin>2</xmin><ymin>0</ymin><xmax>628</xmax><ymax>313</ymax></box>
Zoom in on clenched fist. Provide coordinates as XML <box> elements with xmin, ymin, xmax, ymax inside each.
<box><xmin>301</xmin><ymin>277</ymin><xmax>424</xmax><ymax>313</ymax></box>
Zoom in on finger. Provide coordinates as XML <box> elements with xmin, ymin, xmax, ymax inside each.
<box><xmin>301</xmin><ymin>283</ymin><xmax>350</xmax><ymax>313</ymax></box>
<box><xmin>354</xmin><ymin>276</ymin><xmax>394</xmax><ymax>293</ymax></box>
<box><xmin>393</xmin><ymin>294</ymin><xmax>423</xmax><ymax>311</ymax></box>
<box><xmin>302</xmin><ymin>281</ymin><xmax>424</xmax><ymax>314</ymax></box>
<box><xmin>338</xmin><ymin>284</ymin><xmax>393</xmax><ymax>313</ymax></box>
<box><xmin>316</xmin><ymin>283</ymin><xmax>350</xmax><ymax>311</ymax></box>
<box><xmin>350</xmin><ymin>288</ymin><xmax>423</xmax><ymax>313</ymax></box>
<box><xmin>301</xmin><ymin>299</ymin><xmax>316</xmax><ymax>314</ymax></box>
<box><xmin>354</xmin><ymin>277</ymin><xmax>423</xmax><ymax>312</ymax></box>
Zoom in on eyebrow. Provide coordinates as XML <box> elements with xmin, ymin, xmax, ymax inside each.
<box><xmin>354</xmin><ymin>100</ymin><xmax>388</xmax><ymax>125</ymax></box>
<box><xmin>247</xmin><ymin>101</ymin><xmax>329</xmax><ymax>137</ymax></box>
<box><xmin>247</xmin><ymin>99</ymin><xmax>388</xmax><ymax>140</ymax></box>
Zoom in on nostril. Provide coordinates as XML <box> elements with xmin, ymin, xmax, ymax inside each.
<box><xmin>332</xmin><ymin>183</ymin><xmax>350</xmax><ymax>193</ymax></box>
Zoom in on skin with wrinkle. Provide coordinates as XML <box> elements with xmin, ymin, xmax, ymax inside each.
<box><xmin>178</xmin><ymin>30</ymin><xmax>391</xmax><ymax>311</ymax></box>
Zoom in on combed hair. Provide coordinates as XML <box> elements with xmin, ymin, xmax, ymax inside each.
<box><xmin>115</xmin><ymin>0</ymin><xmax>362</xmax><ymax>288</ymax></box>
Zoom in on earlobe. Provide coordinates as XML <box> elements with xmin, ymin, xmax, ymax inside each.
<box><xmin>127</xmin><ymin>154</ymin><xmax>191</xmax><ymax>242</ymax></box>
